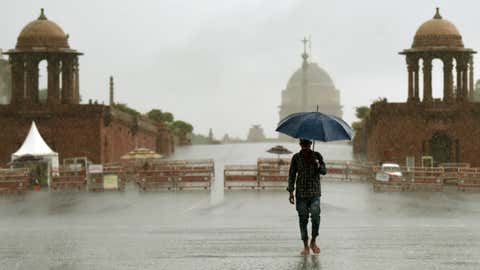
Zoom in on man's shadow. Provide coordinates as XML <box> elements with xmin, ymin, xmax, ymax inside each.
<box><xmin>295</xmin><ymin>255</ymin><xmax>322</xmax><ymax>270</ymax></box>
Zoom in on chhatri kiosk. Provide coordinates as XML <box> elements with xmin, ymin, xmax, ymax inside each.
<box><xmin>354</xmin><ymin>8</ymin><xmax>480</xmax><ymax>167</ymax></box>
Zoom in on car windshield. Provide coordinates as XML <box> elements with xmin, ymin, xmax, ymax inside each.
<box><xmin>383</xmin><ymin>166</ymin><xmax>401</xmax><ymax>172</ymax></box>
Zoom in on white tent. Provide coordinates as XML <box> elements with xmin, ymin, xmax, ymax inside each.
<box><xmin>11</xmin><ymin>121</ymin><xmax>59</xmax><ymax>184</ymax></box>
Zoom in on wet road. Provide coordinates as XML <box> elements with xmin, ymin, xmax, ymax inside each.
<box><xmin>1</xmin><ymin>182</ymin><xmax>480</xmax><ymax>270</ymax></box>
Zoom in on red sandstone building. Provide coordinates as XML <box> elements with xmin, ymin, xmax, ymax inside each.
<box><xmin>0</xmin><ymin>9</ymin><xmax>173</xmax><ymax>165</ymax></box>
<box><xmin>354</xmin><ymin>8</ymin><xmax>480</xmax><ymax>167</ymax></box>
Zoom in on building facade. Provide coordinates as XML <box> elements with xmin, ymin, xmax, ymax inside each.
<box><xmin>247</xmin><ymin>125</ymin><xmax>266</xmax><ymax>142</ymax></box>
<box><xmin>353</xmin><ymin>8</ymin><xmax>480</xmax><ymax>167</ymax></box>
<box><xmin>278</xmin><ymin>41</ymin><xmax>342</xmax><ymax>141</ymax></box>
<box><xmin>0</xmin><ymin>9</ymin><xmax>172</xmax><ymax>165</ymax></box>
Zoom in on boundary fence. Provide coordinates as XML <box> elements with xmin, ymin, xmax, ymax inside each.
<box><xmin>224</xmin><ymin>159</ymin><xmax>372</xmax><ymax>190</ymax></box>
<box><xmin>0</xmin><ymin>168</ymin><xmax>29</xmax><ymax>195</ymax></box>
<box><xmin>135</xmin><ymin>159</ymin><xmax>214</xmax><ymax>191</ymax></box>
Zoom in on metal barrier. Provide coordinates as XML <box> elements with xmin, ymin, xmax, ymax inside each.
<box><xmin>257</xmin><ymin>158</ymin><xmax>289</xmax><ymax>189</ymax></box>
<box><xmin>458</xmin><ymin>172</ymin><xmax>480</xmax><ymax>191</ymax></box>
<box><xmin>373</xmin><ymin>167</ymin><xmax>444</xmax><ymax>192</ymax></box>
<box><xmin>224</xmin><ymin>165</ymin><xmax>258</xmax><ymax>189</ymax></box>
<box><xmin>373</xmin><ymin>176</ymin><xmax>408</xmax><ymax>192</ymax></box>
<box><xmin>0</xmin><ymin>168</ymin><xmax>29</xmax><ymax>195</ymax></box>
<box><xmin>51</xmin><ymin>167</ymin><xmax>87</xmax><ymax>191</ymax></box>
<box><xmin>136</xmin><ymin>159</ymin><xmax>214</xmax><ymax>191</ymax></box>
<box><xmin>88</xmin><ymin>163</ymin><xmax>126</xmax><ymax>192</ymax></box>
<box><xmin>224</xmin><ymin>160</ymin><xmax>372</xmax><ymax>190</ymax></box>
<box><xmin>408</xmin><ymin>167</ymin><xmax>444</xmax><ymax>191</ymax></box>
<box><xmin>326</xmin><ymin>161</ymin><xmax>372</xmax><ymax>181</ymax></box>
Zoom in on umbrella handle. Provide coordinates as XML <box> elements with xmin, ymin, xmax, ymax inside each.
<box><xmin>312</xmin><ymin>104</ymin><xmax>318</xmax><ymax>151</ymax></box>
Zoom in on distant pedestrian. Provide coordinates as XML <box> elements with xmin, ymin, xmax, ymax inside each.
<box><xmin>287</xmin><ymin>139</ymin><xmax>327</xmax><ymax>255</ymax></box>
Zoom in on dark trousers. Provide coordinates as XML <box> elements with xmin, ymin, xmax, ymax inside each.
<box><xmin>295</xmin><ymin>196</ymin><xmax>320</xmax><ymax>241</ymax></box>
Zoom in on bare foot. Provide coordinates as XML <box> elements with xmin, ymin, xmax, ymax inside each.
<box><xmin>310</xmin><ymin>241</ymin><xmax>320</xmax><ymax>254</ymax></box>
<box><xmin>300</xmin><ymin>247</ymin><xmax>310</xmax><ymax>255</ymax></box>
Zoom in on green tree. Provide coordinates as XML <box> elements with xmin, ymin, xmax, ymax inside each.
<box><xmin>191</xmin><ymin>133</ymin><xmax>210</xmax><ymax>145</ymax></box>
<box><xmin>170</xmin><ymin>120</ymin><xmax>193</xmax><ymax>137</ymax></box>
<box><xmin>147</xmin><ymin>109</ymin><xmax>174</xmax><ymax>123</ymax></box>
<box><xmin>351</xmin><ymin>106</ymin><xmax>371</xmax><ymax>132</ymax></box>
<box><xmin>113</xmin><ymin>103</ymin><xmax>141</xmax><ymax>117</ymax></box>
<box><xmin>355</xmin><ymin>106</ymin><xmax>370</xmax><ymax>120</ymax></box>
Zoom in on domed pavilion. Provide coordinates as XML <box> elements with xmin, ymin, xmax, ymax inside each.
<box><xmin>399</xmin><ymin>8</ymin><xmax>476</xmax><ymax>103</ymax></box>
<box><xmin>353</xmin><ymin>8</ymin><xmax>480</xmax><ymax>167</ymax></box>
<box><xmin>4</xmin><ymin>8</ymin><xmax>82</xmax><ymax>105</ymax></box>
<box><xmin>0</xmin><ymin>9</ymin><xmax>173</xmax><ymax>167</ymax></box>
<box><xmin>279</xmin><ymin>39</ymin><xmax>342</xmax><ymax>140</ymax></box>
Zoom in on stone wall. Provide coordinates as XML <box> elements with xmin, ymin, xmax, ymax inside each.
<box><xmin>0</xmin><ymin>104</ymin><xmax>158</xmax><ymax>165</ymax></box>
<box><xmin>353</xmin><ymin>101</ymin><xmax>480</xmax><ymax>167</ymax></box>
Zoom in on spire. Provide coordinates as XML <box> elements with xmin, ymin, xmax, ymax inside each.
<box><xmin>433</xmin><ymin>7</ymin><xmax>442</xmax><ymax>19</ymax></box>
<box><xmin>109</xmin><ymin>76</ymin><xmax>114</xmax><ymax>106</ymax></box>
<box><xmin>300</xmin><ymin>37</ymin><xmax>310</xmax><ymax>111</ymax></box>
<box><xmin>38</xmin><ymin>8</ymin><xmax>47</xmax><ymax>20</ymax></box>
<box><xmin>301</xmin><ymin>37</ymin><xmax>309</xmax><ymax>62</ymax></box>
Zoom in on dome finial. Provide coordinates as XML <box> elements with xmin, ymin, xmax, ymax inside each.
<box><xmin>301</xmin><ymin>37</ymin><xmax>309</xmax><ymax>62</ymax></box>
<box><xmin>434</xmin><ymin>7</ymin><xmax>442</xmax><ymax>19</ymax></box>
<box><xmin>38</xmin><ymin>8</ymin><xmax>47</xmax><ymax>20</ymax></box>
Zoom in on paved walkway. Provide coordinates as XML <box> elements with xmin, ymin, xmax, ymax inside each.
<box><xmin>1</xmin><ymin>182</ymin><xmax>480</xmax><ymax>270</ymax></box>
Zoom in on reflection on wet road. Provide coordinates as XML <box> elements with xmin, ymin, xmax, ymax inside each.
<box><xmin>1</xmin><ymin>182</ymin><xmax>480</xmax><ymax>270</ymax></box>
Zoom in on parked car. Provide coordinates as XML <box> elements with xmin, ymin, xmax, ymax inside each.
<box><xmin>376</xmin><ymin>163</ymin><xmax>403</xmax><ymax>182</ymax></box>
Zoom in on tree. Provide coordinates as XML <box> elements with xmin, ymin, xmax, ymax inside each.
<box><xmin>208</xmin><ymin>128</ymin><xmax>214</xmax><ymax>141</ymax></box>
<box><xmin>147</xmin><ymin>109</ymin><xmax>174</xmax><ymax>123</ymax></box>
<box><xmin>351</xmin><ymin>106</ymin><xmax>371</xmax><ymax>132</ymax></box>
<box><xmin>191</xmin><ymin>133</ymin><xmax>210</xmax><ymax>144</ymax></box>
<box><xmin>355</xmin><ymin>106</ymin><xmax>370</xmax><ymax>120</ymax></box>
<box><xmin>113</xmin><ymin>103</ymin><xmax>141</xmax><ymax>117</ymax></box>
<box><xmin>170</xmin><ymin>120</ymin><xmax>193</xmax><ymax>137</ymax></box>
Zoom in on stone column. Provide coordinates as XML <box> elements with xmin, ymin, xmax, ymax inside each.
<box><xmin>32</xmin><ymin>58</ymin><xmax>39</xmax><ymax>104</ymax></box>
<box><xmin>462</xmin><ymin>55</ymin><xmax>469</xmax><ymax>100</ymax></box>
<box><xmin>61</xmin><ymin>57</ymin><xmax>72</xmax><ymax>104</ymax></box>
<box><xmin>414</xmin><ymin>60</ymin><xmax>420</xmax><ymax>101</ymax></box>
<box><xmin>47</xmin><ymin>56</ymin><xmax>60</xmax><ymax>104</ymax></box>
<box><xmin>469</xmin><ymin>56</ymin><xmax>474</xmax><ymax>101</ymax></box>
<box><xmin>73</xmin><ymin>57</ymin><xmax>80</xmax><ymax>104</ymax></box>
<box><xmin>456</xmin><ymin>56</ymin><xmax>463</xmax><ymax>99</ymax></box>
<box><xmin>443</xmin><ymin>56</ymin><xmax>454</xmax><ymax>102</ymax></box>
<box><xmin>407</xmin><ymin>58</ymin><xmax>414</xmax><ymax>102</ymax></box>
<box><xmin>25</xmin><ymin>59</ymin><xmax>36</xmax><ymax>104</ymax></box>
<box><xmin>423</xmin><ymin>57</ymin><xmax>433</xmax><ymax>102</ymax></box>
<box><xmin>8</xmin><ymin>55</ymin><xmax>17</xmax><ymax>104</ymax></box>
<box><xmin>407</xmin><ymin>65</ymin><xmax>415</xmax><ymax>101</ymax></box>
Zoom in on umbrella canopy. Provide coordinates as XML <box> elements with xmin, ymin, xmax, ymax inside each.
<box><xmin>267</xmin><ymin>145</ymin><xmax>292</xmax><ymax>155</ymax></box>
<box><xmin>121</xmin><ymin>148</ymin><xmax>163</xmax><ymax>160</ymax></box>
<box><xmin>276</xmin><ymin>112</ymin><xmax>353</xmax><ymax>142</ymax></box>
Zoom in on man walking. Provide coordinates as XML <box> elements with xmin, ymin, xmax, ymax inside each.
<box><xmin>287</xmin><ymin>139</ymin><xmax>327</xmax><ymax>255</ymax></box>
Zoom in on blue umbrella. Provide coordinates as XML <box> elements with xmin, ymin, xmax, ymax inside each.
<box><xmin>276</xmin><ymin>112</ymin><xmax>353</xmax><ymax>142</ymax></box>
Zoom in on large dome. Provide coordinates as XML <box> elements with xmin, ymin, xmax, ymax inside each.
<box><xmin>16</xmin><ymin>9</ymin><xmax>69</xmax><ymax>50</ymax></box>
<box><xmin>287</xmin><ymin>62</ymin><xmax>334</xmax><ymax>88</ymax></box>
<box><xmin>412</xmin><ymin>8</ymin><xmax>463</xmax><ymax>49</ymax></box>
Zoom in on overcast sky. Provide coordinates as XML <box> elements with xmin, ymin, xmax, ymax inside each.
<box><xmin>1</xmin><ymin>0</ymin><xmax>477</xmax><ymax>138</ymax></box>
